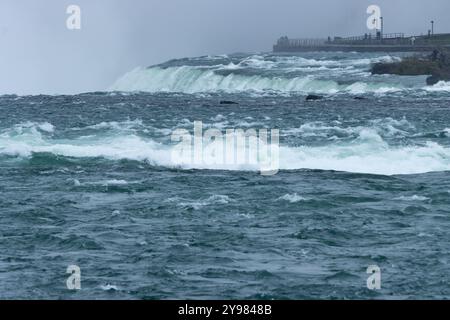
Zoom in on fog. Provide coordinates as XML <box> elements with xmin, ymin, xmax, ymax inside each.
<box><xmin>0</xmin><ymin>0</ymin><xmax>448</xmax><ymax>94</ymax></box>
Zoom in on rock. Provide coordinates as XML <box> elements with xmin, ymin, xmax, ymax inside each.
<box><xmin>370</xmin><ymin>48</ymin><xmax>450</xmax><ymax>86</ymax></box>
<box><xmin>426</xmin><ymin>75</ymin><xmax>441</xmax><ymax>86</ymax></box>
<box><xmin>371</xmin><ymin>57</ymin><xmax>438</xmax><ymax>76</ymax></box>
<box><xmin>305</xmin><ymin>94</ymin><xmax>323</xmax><ymax>101</ymax></box>
<box><xmin>353</xmin><ymin>96</ymin><xmax>366</xmax><ymax>100</ymax></box>
<box><xmin>426</xmin><ymin>72</ymin><xmax>450</xmax><ymax>85</ymax></box>
<box><xmin>220</xmin><ymin>100</ymin><xmax>239</xmax><ymax>105</ymax></box>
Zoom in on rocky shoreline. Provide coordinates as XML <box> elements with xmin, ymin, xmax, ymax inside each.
<box><xmin>371</xmin><ymin>49</ymin><xmax>450</xmax><ymax>85</ymax></box>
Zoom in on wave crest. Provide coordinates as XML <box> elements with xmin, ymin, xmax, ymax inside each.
<box><xmin>109</xmin><ymin>66</ymin><xmax>403</xmax><ymax>94</ymax></box>
<box><xmin>2</xmin><ymin>120</ymin><xmax>450</xmax><ymax>176</ymax></box>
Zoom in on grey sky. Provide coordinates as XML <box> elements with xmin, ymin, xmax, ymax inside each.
<box><xmin>0</xmin><ymin>0</ymin><xmax>448</xmax><ymax>94</ymax></box>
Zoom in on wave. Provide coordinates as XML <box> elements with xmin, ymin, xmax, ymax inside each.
<box><xmin>109</xmin><ymin>53</ymin><xmax>409</xmax><ymax>94</ymax></box>
<box><xmin>284</xmin><ymin>117</ymin><xmax>416</xmax><ymax>142</ymax></box>
<box><xmin>109</xmin><ymin>65</ymin><xmax>404</xmax><ymax>94</ymax></box>
<box><xmin>394</xmin><ymin>195</ymin><xmax>431</xmax><ymax>202</ymax></box>
<box><xmin>2</xmin><ymin>121</ymin><xmax>450</xmax><ymax>175</ymax></box>
<box><xmin>71</xmin><ymin>119</ymin><xmax>143</xmax><ymax>131</ymax></box>
<box><xmin>100</xmin><ymin>284</ymin><xmax>119</xmax><ymax>291</ymax></box>
<box><xmin>281</xmin><ymin>139</ymin><xmax>450</xmax><ymax>175</ymax></box>
<box><xmin>424</xmin><ymin>81</ymin><xmax>450</xmax><ymax>92</ymax></box>
<box><xmin>166</xmin><ymin>194</ymin><xmax>233</xmax><ymax>210</ymax></box>
<box><xmin>278</xmin><ymin>193</ymin><xmax>309</xmax><ymax>203</ymax></box>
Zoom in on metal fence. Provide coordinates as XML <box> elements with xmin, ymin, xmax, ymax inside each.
<box><xmin>277</xmin><ymin>38</ymin><xmax>327</xmax><ymax>47</ymax></box>
<box><xmin>275</xmin><ymin>33</ymin><xmax>450</xmax><ymax>48</ymax></box>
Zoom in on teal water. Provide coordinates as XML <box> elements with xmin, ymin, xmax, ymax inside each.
<box><xmin>1</xmin><ymin>53</ymin><xmax>450</xmax><ymax>299</ymax></box>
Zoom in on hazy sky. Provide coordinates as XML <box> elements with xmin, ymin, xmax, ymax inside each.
<box><xmin>0</xmin><ymin>0</ymin><xmax>449</xmax><ymax>95</ymax></box>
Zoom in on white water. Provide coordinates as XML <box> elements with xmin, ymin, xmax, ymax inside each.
<box><xmin>109</xmin><ymin>65</ymin><xmax>403</xmax><ymax>94</ymax></box>
<box><xmin>1</xmin><ymin>121</ymin><xmax>450</xmax><ymax>176</ymax></box>
<box><xmin>109</xmin><ymin>54</ymin><xmax>411</xmax><ymax>94</ymax></box>
<box><xmin>278</xmin><ymin>193</ymin><xmax>309</xmax><ymax>203</ymax></box>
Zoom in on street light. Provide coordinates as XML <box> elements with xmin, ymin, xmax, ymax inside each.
<box><xmin>431</xmin><ymin>20</ymin><xmax>434</xmax><ymax>36</ymax></box>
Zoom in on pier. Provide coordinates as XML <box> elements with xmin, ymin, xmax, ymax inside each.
<box><xmin>274</xmin><ymin>33</ymin><xmax>450</xmax><ymax>53</ymax></box>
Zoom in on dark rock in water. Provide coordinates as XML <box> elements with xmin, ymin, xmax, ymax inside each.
<box><xmin>426</xmin><ymin>75</ymin><xmax>441</xmax><ymax>86</ymax></box>
<box><xmin>353</xmin><ymin>96</ymin><xmax>367</xmax><ymax>100</ymax></box>
<box><xmin>426</xmin><ymin>73</ymin><xmax>450</xmax><ymax>85</ymax></box>
<box><xmin>371</xmin><ymin>58</ymin><xmax>438</xmax><ymax>76</ymax></box>
<box><xmin>371</xmin><ymin>49</ymin><xmax>450</xmax><ymax>86</ymax></box>
<box><xmin>306</xmin><ymin>94</ymin><xmax>323</xmax><ymax>101</ymax></box>
<box><xmin>220</xmin><ymin>100</ymin><xmax>239</xmax><ymax>105</ymax></box>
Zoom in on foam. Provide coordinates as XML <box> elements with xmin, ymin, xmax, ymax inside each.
<box><xmin>278</xmin><ymin>193</ymin><xmax>309</xmax><ymax>203</ymax></box>
<box><xmin>394</xmin><ymin>195</ymin><xmax>431</xmax><ymax>201</ymax></box>
<box><xmin>167</xmin><ymin>195</ymin><xmax>233</xmax><ymax>210</ymax></box>
<box><xmin>2</xmin><ymin>121</ymin><xmax>450</xmax><ymax>176</ymax></box>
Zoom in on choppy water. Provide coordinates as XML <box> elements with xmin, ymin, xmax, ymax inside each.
<box><xmin>1</xmin><ymin>52</ymin><xmax>450</xmax><ymax>299</ymax></box>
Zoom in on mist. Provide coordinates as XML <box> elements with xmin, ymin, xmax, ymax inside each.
<box><xmin>0</xmin><ymin>0</ymin><xmax>448</xmax><ymax>95</ymax></box>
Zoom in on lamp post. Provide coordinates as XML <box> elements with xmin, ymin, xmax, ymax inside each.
<box><xmin>431</xmin><ymin>20</ymin><xmax>434</xmax><ymax>36</ymax></box>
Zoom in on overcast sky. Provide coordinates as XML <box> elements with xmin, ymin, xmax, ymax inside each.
<box><xmin>0</xmin><ymin>0</ymin><xmax>449</xmax><ymax>95</ymax></box>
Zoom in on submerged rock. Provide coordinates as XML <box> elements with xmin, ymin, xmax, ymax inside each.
<box><xmin>219</xmin><ymin>100</ymin><xmax>239</xmax><ymax>105</ymax></box>
<box><xmin>305</xmin><ymin>94</ymin><xmax>323</xmax><ymax>101</ymax></box>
